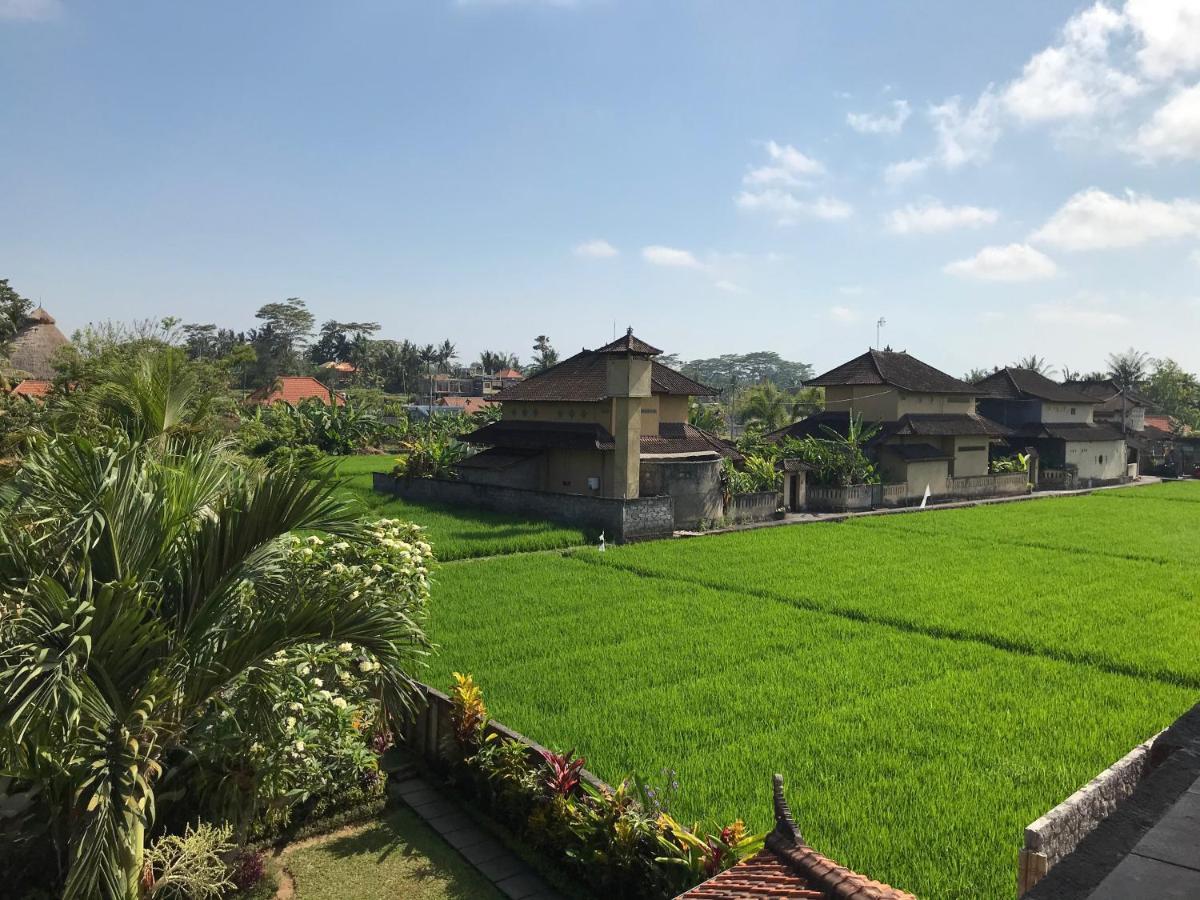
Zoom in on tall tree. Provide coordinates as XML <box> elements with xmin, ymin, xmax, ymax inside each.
<box><xmin>250</xmin><ymin>298</ymin><xmax>314</xmax><ymax>382</ymax></box>
<box><xmin>1144</xmin><ymin>358</ymin><xmax>1200</xmax><ymax>431</ymax></box>
<box><xmin>739</xmin><ymin>382</ymin><xmax>792</xmax><ymax>431</ymax></box>
<box><xmin>1013</xmin><ymin>355</ymin><xmax>1054</xmax><ymax>376</ymax></box>
<box><xmin>530</xmin><ymin>335</ymin><xmax>558</xmax><ymax>373</ymax></box>
<box><xmin>476</xmin><ymin>350</ymin><xmax>520</xmax><ymax>374</ymax></box>
<box><xmin>0</xmin><ymin>278</ymin><xmax>33</xmax><ymax>347</ymax></box>
<box><xmin>310</xmin><ymin>320</ymin><xmax>380</xmax><ymax>365</ymax></box>
<box><xmin>1106</xmin><ymin>348</ymin><xmax>1150</xmax><ymax>387</ymax></box>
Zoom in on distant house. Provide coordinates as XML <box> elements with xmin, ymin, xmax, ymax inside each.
<box><xmin>1062</xmin><ymin>378</ymin><xmax>1150</xmax><ymax>432</ymax></box>
<box><xmin>773</xmin><ymin>349</ymin><xmax>1009</xmax><ymax>501</ymax></box>
<box><xmin>455</xmin><ymin>329</ymin><xmax>736</xmax><ymax>529</ymax></box>
<box><xmin>436</xmin><ymin>395</ymin><xmax>494</xmax><ymax>415</ymax></box>
<box><xmin>8</xmin><ymin>378</ymin><xmax>54</xmax><ymax>400</ymax></box>
<box><xmin>4</xmin><ymin>307</ymin><xmax>71</xmax><ymax>380</ymax></box>
<box><xmin>246</xmin><ymin>376</ymin><xmax>346</xmax><ymax>406</ymax></box>
<box><xmin>975</xmin><ymin>368</ymin><xmax>1127</xmax><ymax>485</ymax></box>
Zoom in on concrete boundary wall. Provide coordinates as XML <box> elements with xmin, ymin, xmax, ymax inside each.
<box><xmin>1017</xmin><ymin>734</ymin><xmax>1159</xmax><ymax>896</ymax></box>
<box><xmin>372</xmin><ymin>472</ymin><xmax>674</xmax><ymax>543</ymax></box>
<box><xmin>726</xmin><ymin>490</ymin><xmax>781</xmax><ymax>524</ymax></box>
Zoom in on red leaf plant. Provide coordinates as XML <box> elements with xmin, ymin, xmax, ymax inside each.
<box><xmin>538</xmin><ymin>747</ymin><xmax>586</xmax><ymax>797</ymax></box>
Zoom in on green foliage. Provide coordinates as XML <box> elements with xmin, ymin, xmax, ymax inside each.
<box><xmin>1106</xmin><ymin>348</ymin><xmax>1150</xmax><ymax>386</ymax></box>
<box><xmin>239</xmin><ymin>397</ymin><xmax>390</xmax><ymax>459</ymax></box>
<box><xmin>687</xmin><ymin>401</ymin><xmax>724</xmax><ymax>433</ymax></box>
<box><xmin>529</xmin><ymin>335</ymin><xmax>559</xmax><ymax>374</ymax></box>
<box><xmin>442</xmin><ymin>675</ymin><xmax>764</xmax><ymax>898</ymax></box>
<box><xmin>393</xmin><ymin>428</ymin><xmax>471</xmax><ymax>479</ymax></box>
<box><xmin>989</xmin><ymin>453</ymin><xmax>1029</xmax><ymax>474</ymax></box>
<box><xmin>144</xmin><ymin>822</ymin><xmax>235</xmax><ymax>900</ymax></box>
<box><xmin>772</xmin><ymin>416</ymin><xmax>879</xmax><ymax>486</ymax></box>
<box><xmin>672</xmin><ymin>352</ymin><xmax>813</xmax><ymax>390</ymax></box>
<box><xmin>424</xmin><ymin>484</ymin><xmax>1200</xmax><ymax>898</ymax></box>
<box><xmin>0</xmin><ymin>431</ymin><xmax>430</xmax><ymax>897</ymax></box>
<box><xmin>1144</xmin><ymin>358</ymin><xmax>1200</xmax><ymax>431</ymax></box>
<box><xmin>0</xmin><ymin>277</ymin><xmax>33</xmax><ymax>349</ymax></box>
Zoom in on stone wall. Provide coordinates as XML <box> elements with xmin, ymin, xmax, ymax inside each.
<box><xmin>807</xmin><ymin>483</ymin><xmax>875</xmax><ymax>512</ymax></box>
<box><xmin>726</xmin><ymin>491</ymin><xmax>781</xmax><ymax>524</ymax></box>
<box><xmin>1018</xmin><ymin>734</ymin><xmax>1158</xmax><ymax>895</ymax></box>
<box><xmin>373</xmin><ymin>472</ymin><xmax>674</xmax><ymax>543</ymax></box>
<box><xmin>639</xmin><ymin>458</ymin><xmax>723</xmax><ymax>529</ymax></box>
<box><xmin>944</xmin><ymin>472</ymin><xmax>1028</xmax><ymax>499</ymax></box>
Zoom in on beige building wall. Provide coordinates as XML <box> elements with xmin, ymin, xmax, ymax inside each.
<box><xmin>1067</xmin><ymin>439</ymin><xmax>1127</xmax><ymax>480</ymax></box>
<box><xmin>905</xmin><ymin>459</ymin><xmax>951</xmax><ymax>498</ymax></box>
<box><xmin>639</xmin><ymin>394</ymin><xmax>660</xmax><ymax>435</ymax></box>
<box><xmin>1041</xmin><ymin>402</ymin><xmax>1094</xmax><ymax>424</ymax></box>
<box><xmin>502</xmin><ymin>400</ymin><xmax>613</xmax><ymax>428</ymax></box>
<box><xmin>658</xmin><ymin>394</ymin><xmax>689</xmax><ymax>425</ymax></box>
<box><xmin>895</xmin><ymin>393</ymin><xmax>976</xmax><ymax>416</ymax></box>
<box><xmin>543</xmin><ymin>448</ymin><xmax>607</xmax><ymax>495</ymax></box>
<box><xmin>823</xmin><ymin>385</ymin><xmax>899</xmax><ymax>420</ymax></box>
<box><xmin>952</xmin><ymin>438</ymin><xmax>990</xmax><ymax>477</ymax></box>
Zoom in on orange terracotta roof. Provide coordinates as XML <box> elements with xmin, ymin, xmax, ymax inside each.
<box><xmin>437</xmin><ymin>396</ymin><xmax>495</xmax><ymax>414</ymax></box>
<box><xmin>247</xmin><ymin>376</ymin><xmax>345</xmax><ymax>406</ymax></box>
<box><xmin>678</xmin><ymin>777</ymin><xmax>915</xmax><ymax>900</ymax></box>
<box><xmin>496</xmin><ymin>368</ymin><xmax>524</xmax><ymax>379</ymax></box>
<box><xmin>319</xmin><ymin>360</ymin><xmax>356</xmax><ymax>373</ymax></box>
<box><xmin>10</xmin><ymin>378</ymin><xmax>53</xmax><ymax>399</ymax></box>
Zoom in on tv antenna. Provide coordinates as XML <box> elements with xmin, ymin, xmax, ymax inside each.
<box><xmin>876</xmin><ymin>317</ymin><xmax>886</xmax><ymax>349</ymax></box>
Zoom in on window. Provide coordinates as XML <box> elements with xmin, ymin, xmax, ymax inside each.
<box><xmin>1070</xmin><ymin>407</ymin><xmax>1076</xmax><ymax>415</ymax></box>
<box><xmin>1097</xmin><ymin>454</ymin><xmax>1105</xmax><ymax>465</ymax></box>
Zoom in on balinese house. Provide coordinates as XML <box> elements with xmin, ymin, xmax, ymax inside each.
<box><xmin>8</xmin><ymin>378</ymin><xmax>54</xmax><ymax>400</ymax></box>
<box><xmin>1063</xmin><ymin>377</ymin><xmax>1173</xmax><ymax>474</ymax></box>
<box><xmin>246</xmin><ymin>375</ymin><xmax>346</xmax><ymax>406</ymax></box>
<box><xmin>4</xmin><ymin>306</ymin><xmax>71</xmax><ymax>382</ymax></box>
<box><xmin>975</xmin><ymin>368</ymin><xmax>1127</xmax><ymax>486</ymax></box>
<box><xmin>771</xmin><ymin>349</ymin><xmax>1011</xmax><ymax>502</ymax></box>
<box><xmin>457</xmin><ymin>329</ymin><xmax>738</xmax><ymax>529</ymax></box>
<box><xmin>678</xmin><ymin>776</ymin><xmax>915</xmax><ymax>900</ymax></box>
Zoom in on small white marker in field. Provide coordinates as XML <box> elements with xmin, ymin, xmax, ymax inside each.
<box><xmin>598</xmin><ymin>531</ymin><xmax>606</xmax><ymax>552</ymax></box>
<box><xmin>920</xmin><ymin>484</ymin><xmax>931</xmax><ymax>509</ymax></box>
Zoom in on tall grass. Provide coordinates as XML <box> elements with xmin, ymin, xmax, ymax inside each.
<box><xmin>423</xmin><ymin>482</ymin><xmax>1200</xmax><ymax>898</ymax></box>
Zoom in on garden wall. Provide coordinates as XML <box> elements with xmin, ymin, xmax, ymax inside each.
<box><xmin>398</xmin><ymin>681</ymin><xmax>613</xmax><ymax>794</ymax></box>
<box><xmin>372</xmin><ymin>472</ymin><xmax>675</xmax><ymax>543</ymax></box>
<box><xmin>1017</xmin><ymin>734</ymin><xmax>1158</xmax><ymax>895</ymax></box>
<box><xmin>806</xmin><ymin>483</ymin><xmax>875</xmax><ymax>512</ymax></box>
<box><xmin>726</xmin><ymin>490</ymin><xmax>781</xmax><ymax>524</ymax></box>
<box><xmin>944</xmin><ymin>472</ymin><xmax>1028</xmax><ymax>500</ymax></box>
<box><xmin>639</xmin><ymin>458</ymin><xmax>723</xmax><ymax>529</ymax></box>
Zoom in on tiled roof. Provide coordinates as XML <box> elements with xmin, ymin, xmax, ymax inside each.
<box><xmin>1012</xmin><ymin>422</ymin><xmax>1125</xmax><ymax>442</ymax></box>
<box><xmin>246</xmin><ymin>376</ymin><xmax>346</xmax><ymax>406</ymax></box>
<box><xmin>319</xmin><ymin>360</ymin><xmax>356</xmax><ymax>373</ymax></box>
<box><xmin>882</xmin><ymin>442</ymin><xmax>954</xmax><ymax>462</ymax></box>
<box><xmin>455</xmin><ymin>447</ymin><xmax>540</xmax><ymax>471</ymax></box>
<box><xmin>9</xmin><ymin>378</ymin><xmax>53</xmax><ymax>398</ymax></box>
<box><xmin>975</xmin><ymin>368</ymin><xmax>1094</xmax><ymax>403</ymax></box>
<box><xmin>495</xmin><ymin>368</ymin><xmax>524</xmax><ymax>379</ymax></box>
<box><xmin>678</xmin><ymin>776</ymin><xmax>915</xmax><ymax>900</ymax></box>
<box><xmin>493</xmin><ymin>346</ymin><xmax>717</xmax><ymax>402</ymax></box>
<box><xmin>437</xmin><ymin>396</ymin><xmax>495</xmax><ymax>414</ymax></box>
<box><xmin>807</xmin><ymin>350</ymin><xmax>975</xmax><ymax>394</ymax></box>
<box><xmin>885</xmin><ymin>413</ymin><xmax>1009</xmax><ymax>437</ymax></box>
<box><xmin>595</xmin><ymin>328</ymin><xmax>663</xmax><ymax>356</ymax></box>
<box><xmin>460</xmin><ymin>419</ymin><xmax>617</xmax><ymax>450</ymax></box>
<box><xmin>1063</xmin><ymin>379</ymin><xmax>1153</xmax><ymax>412</ymax></box>
<box><xmin>765</xmin><ymin>412</ymin><xmax>879</xmax><ymax>443</ymax></box>
<box><xmin>641</xmin><ymin>422</ymin><xmax>740</xmax><ymax>459</ymax></box>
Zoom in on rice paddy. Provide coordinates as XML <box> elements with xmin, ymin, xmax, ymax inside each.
<box><xmin>415</xmin><ymin>481</ymin><xmax>1200</xmax><ymax>899</ymax></box>
<box><xmin>330</xmin><ymin>455</ymin><xmax>589</xmax><ymax>559</ymax></box>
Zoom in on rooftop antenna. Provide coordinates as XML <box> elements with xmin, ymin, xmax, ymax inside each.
<box><xmin>875</xmin><ymin>317</ymin><xmax>886</xmax><ymax>349</ymax></box>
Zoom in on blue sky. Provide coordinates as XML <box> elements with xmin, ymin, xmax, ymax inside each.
<box><xmin>2</xmin><ymin>1</ymin><xmax>1198</xmax><ymax>377</ymax></box>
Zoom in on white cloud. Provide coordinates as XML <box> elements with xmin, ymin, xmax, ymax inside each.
<box><xmin>828</xmin><ymin>305</ymin><xmax>861</xmax><ymax>323</ymax></box>
<box><xmin>883</xmin><ymin>157</ymin><xmax>930</xmax><ymax>186</ymax></box>
<box><xmin>1125</xmin><ymin>0</ymin><xmax>1200</xmax><ymax>81</ymax></box>
<box><xmin>572</xmin><ymin>238</ymin><xmax>618</xmax><ymax>258</ymax></box>
<box><xmin>641</xmin><ymin>245</ymin><xmax>703</xmax><ymax>269</ymax></box>
<box><xmin>847</xmin><ymin>100</ymin><xmax>912</xmax><ymax>135</ymax></box>
<box><xmin>1002</xmin><ymin>3</ymin><xmax>1139</xmax><ymax>123</ymax></box>
<box><xmin>0</xmin><ymin>0</ymin><xmax>61</xmax><ymax>20</ymax></box>
<box><xmin>884</xmin><ymin>200</ymin><xmax>999</xmax><ymax>235</ymax></box>
<box><xmin>944</xmin><ymin>243</ymin><xmax>1058</xmax><ymax>281</ymax></box>
<box><xmin>1031</xmin><ymin>188</ymin><xmax>1200</xmax><ymax>250</ymax></box>
<box><xmin>1032</xmin><ymin>300</ymin><xmax>1130</xmax><ymax>328</ymax></box>
<box><xmin>1133</xmin><ymin>83</ymin><xmax>1200</xmax><ymax>161</ymax></box>
<box><xmin>929</xmin><ymin>90</ymin><xmax>1003</xmax><ymax>168</ymax></box>
<box><xmin>713</xmin><ymin>279</ymin><xmax>746</xmax><ymax>294</ymax></box>
<box><xmin>734</xmin><ymin>189</ymin><xmax>852</xmax><ymax>224</ymax></box>
<box><xmin>743</xmin><ymin>140</ymin><xmax>825</xmax><ymax>188</ymax></box>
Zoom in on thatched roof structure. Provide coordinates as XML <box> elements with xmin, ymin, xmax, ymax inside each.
<box><xmin>5</xmin><ymin>307</ymin><xmax>71</xmax><ymax>380</ymax></box>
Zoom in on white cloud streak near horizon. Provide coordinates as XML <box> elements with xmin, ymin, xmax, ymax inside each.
<box><xmin>944</xmin><ymin>243</ymin><xmax>1058</xmax><ymax>281</ymax></box>
<box><xmin>573</xmin><ymin>238</ymin><xmax>619</xmax><ymax>258</ymax></box>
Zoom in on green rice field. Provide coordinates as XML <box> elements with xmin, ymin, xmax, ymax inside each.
<box><xmin>414</xmin><ymin>481</ymin><xmax>1200</xmax><ymax>899</ymax></box>
<box><xmin>330</xmin><ymin>455</ymin><xmax>589</xmax><ymax>559</ymax></box>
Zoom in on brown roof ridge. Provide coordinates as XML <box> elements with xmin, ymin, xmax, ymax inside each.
<box><xmin>767</xmin><ymin>775</ymin><xmax>916</xmax><ymax>900</ymax></box>
<box><xmin>595</xmin><ymin>327</ymin><xmax>662</xmax><ymax>356</ymax></box>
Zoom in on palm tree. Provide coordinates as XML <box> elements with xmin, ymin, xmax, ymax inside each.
<box><xmin>1013</xmin><ymin>355</ymin><xmax>1054</xmax><ymax>376</ymax></box>
<box><xmin>0</xmin><ymin>436</ymin><xmax>427</xmax><ymax>898</ymax></box>
<box><xmin>1106</xmin><ymin>348</ymin><xmax>1150</xmax><ymax>387</ymax></box>
<box><xmin>739</xmin><ymin>382</ymin><xmax>791</xmax><ymax>431</ymax></box>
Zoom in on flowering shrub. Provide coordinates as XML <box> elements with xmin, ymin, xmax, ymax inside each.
<box><xmin>439</xmin><ymin>674</ymin><xmax>763</xmax><ymax>899</ymax></box>
<box><xmin>183</xmin><ymin>520</ymin><xmax>433</xmax><ymax>837</ymax></box>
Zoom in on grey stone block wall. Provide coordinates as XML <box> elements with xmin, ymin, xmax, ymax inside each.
<box><xmin>372</xmin><ymin>472</ymin><xmax>674</xmax><ymax>543</ymax></box>
<box><xmin>726</xmin><ymin>491</ymin><xmax>781</xmax><ymax>524</ymax></box>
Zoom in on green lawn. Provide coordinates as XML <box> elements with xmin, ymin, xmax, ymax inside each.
<box><xmin>284</xmin><ymin>808</ymin><xmax>503</xmax><ymax>899</ymax></box>
<box><xmin>421</xmin><ymin>482</ymin><xmax>1200</xmax><ymax>899</ymax></box>
<box><xmin>329</xmin><ymin>455</ymin><xmax>589</xmax><ymax>560</ymax></box>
